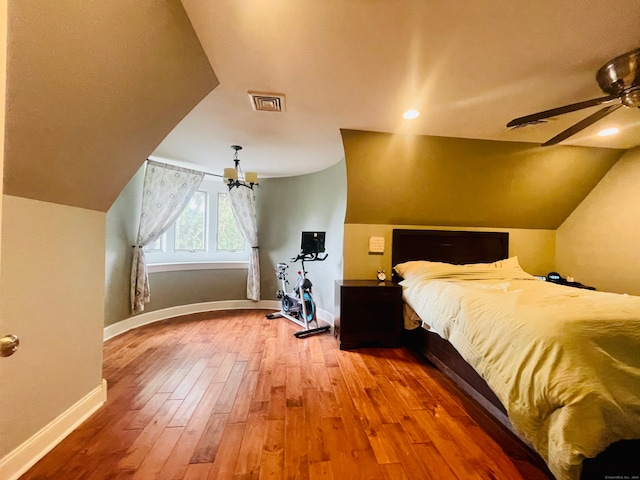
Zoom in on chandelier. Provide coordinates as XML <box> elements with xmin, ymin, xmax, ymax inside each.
<box><xmin>223</xmin><ymin>145</ymin><xmax>258</xmax><ymax>190</ymax></box>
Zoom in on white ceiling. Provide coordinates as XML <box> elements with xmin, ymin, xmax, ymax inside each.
<box><xmin>151</xmin><ymin>1</ymin><xmax>640</xmax><ymax>178</ymax></box>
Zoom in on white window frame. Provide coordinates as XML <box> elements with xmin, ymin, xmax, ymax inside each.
<box><xmin>145</xmin><ymin>177</ymin><xmax>249</xmax><ymax>269</ymax></box>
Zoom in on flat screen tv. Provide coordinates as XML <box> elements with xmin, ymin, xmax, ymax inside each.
<box><xmin>300</xmin><ymin>231</ymin><xmax>326</xmax><ymax>255</ymax></box>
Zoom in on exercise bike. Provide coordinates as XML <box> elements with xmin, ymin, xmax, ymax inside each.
<box><xmin>265</xmin><ymin>233</ymin><xmax>331</xmax><ymax>338</ymax></box>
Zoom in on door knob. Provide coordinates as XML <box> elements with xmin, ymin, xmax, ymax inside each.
<box><xmin>0</xmin><ymin>334</ymin><xmax>19</xmax><ymax>357</ymax></box>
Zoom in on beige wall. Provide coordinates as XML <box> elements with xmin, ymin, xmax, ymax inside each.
<box><xmin>557</xmin><ymin>148</ymin><xmax>640</xmax><ymax>295</ymax></box>
<box><xmin>341</xmin><ymin>130</ymin><xmax>622</xmax><ymax>229</ymax></box>
<box><xmin>344</xmin><ymin>223</ymin><xmax>555</xmax><ymax>280</ymax></box>
<box><xmin>0</xmin><ymin>196</ymin><xmax>106</xmax><ymax>458</ymax></box>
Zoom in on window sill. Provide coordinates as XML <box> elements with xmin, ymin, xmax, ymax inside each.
<box><xmin>148</xmin><ymin>261</ymin><xmax>249</xmax><ymax>274</ymax></box>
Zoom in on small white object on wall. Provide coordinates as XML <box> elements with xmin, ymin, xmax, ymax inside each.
<box><xmin>369</xmin><ymin>236</ymin><xmax>385</xmax><ymax>254</ymax></box>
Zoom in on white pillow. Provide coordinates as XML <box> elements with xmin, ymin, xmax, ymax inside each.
<box><xmin>394</xmin><ymin>257</ymin><xmax>533</xmax><ymax>281</ymax></box>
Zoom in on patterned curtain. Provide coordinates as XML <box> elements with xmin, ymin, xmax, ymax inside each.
<box><xmin>229</xmin><ymin>186</ymin><xmax>260</xmax><ymax>300</ymax></box>
<box><xmin>130</xmin><ymin>160</ymin><xmax>204</xmax><ymax>314</ymax></box>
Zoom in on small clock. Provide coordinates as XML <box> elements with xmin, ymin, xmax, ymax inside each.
<box><xmin>376</xmin><ymin>269</ymin><xmax>386</xmax><ymax>282</ymax></box>
<box><xmin>547</xmin><ymin>272</ymin><xmax>562</xmax><ymax>283</ymax></box>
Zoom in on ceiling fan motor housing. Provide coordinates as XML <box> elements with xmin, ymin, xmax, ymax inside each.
<box><xmin>621</xmin><ymin>89</ymin><xmax>640</xmax><ymax>108</ymax></box>
<box><xmin>596</xmin><ymin>48</ymin><xmax>640</xmax><ymax>107</ymax></box>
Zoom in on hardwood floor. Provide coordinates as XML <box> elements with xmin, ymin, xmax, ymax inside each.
<box><xmin>20</xmin><ymin>310</ymin><xmax>552</xmax><ymax>479</ymax></box>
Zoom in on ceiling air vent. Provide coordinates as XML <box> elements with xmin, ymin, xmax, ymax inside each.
<box><xmin>248</xmin><ymin>91</ymin><xmax>286</xmax><ymax>112</ymax></box>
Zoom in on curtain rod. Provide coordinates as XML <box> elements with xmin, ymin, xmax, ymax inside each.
<box><xmin>147</xmin><ymin>158</ymin><xmax>224</xmax><ymax>179</ymax></box>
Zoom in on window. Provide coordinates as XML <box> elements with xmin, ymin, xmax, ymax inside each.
<box><xmin>145</xmin><ymin>177</ymin><xmax>248</xmax><ymax>265</ymax></box>
<box><xmin>217</xmin><ymin>193</ymin><xmax>245</xmax><ymax>250</ymax></box>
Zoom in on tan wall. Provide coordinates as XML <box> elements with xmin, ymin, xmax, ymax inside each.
<box><xmin>341</xmin><ymin>130</ymin><xmax>622</xmax><ymax>229</ymax></box>
<box><xmin>557</xmin><ymin>148</ymin><xmax>640</xmax><ymax>295</ymax></box>
<box><xmin>344</xmin><ymin>223</ymin><xmax>555</xmax><ymax>280</ymax></box>
<box><xmin>0</xmin><ymin>196</ymin><xmax>106</xmax><ymax>458</ymax></box>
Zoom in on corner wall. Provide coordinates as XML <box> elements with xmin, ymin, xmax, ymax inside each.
<box><xmin>556</xmin><ymin>148</ymin><xmax>640</xmax><ymax>295</ymax></box>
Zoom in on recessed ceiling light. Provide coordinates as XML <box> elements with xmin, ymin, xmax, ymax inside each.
<box><xmin>598</xmin><ymin>127</ymin><xmax>619</xmax><ymax>137</ymax></box>
<box><xmin>403</xmin><ymin>109</ymin><xmax>420</xmax><ymax>120</ymax></box>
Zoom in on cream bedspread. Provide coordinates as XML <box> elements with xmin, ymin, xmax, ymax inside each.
<box><xmin>401</xmin><ymin>273</ymin><xmax>640</xmax><ymax>480</ymax></box>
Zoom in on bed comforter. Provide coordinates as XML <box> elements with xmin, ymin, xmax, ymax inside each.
<box><xmin>398</xmin><ymin>262</ymin><xmax>640</xmax><ymax>480</ymax></box>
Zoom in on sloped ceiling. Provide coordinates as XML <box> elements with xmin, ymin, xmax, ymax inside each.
<box><xmin>155</xmin><ymin>1</ymin><xmax>640</xmax><ymax>178</ymax></box>
<box><xmin>342</xmin><ymin>130</ymin><xmax>624</xmax><ymax>229</ymax></box>
<box><xmin>3</xmin><ymin>0</ymin><xmax>218</xmax><ymax>212</ymax></box>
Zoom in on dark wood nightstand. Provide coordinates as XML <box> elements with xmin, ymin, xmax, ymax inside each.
<box><xmin>334</xmin><ymin>280</ymin><xmax>403</xmax><ymax>350</ymax></box>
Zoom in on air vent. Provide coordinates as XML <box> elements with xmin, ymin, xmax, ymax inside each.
<box><xmin>248</xmin><ymin>91</ymin><xmax>286</xmax><ymax>112</ymax></box>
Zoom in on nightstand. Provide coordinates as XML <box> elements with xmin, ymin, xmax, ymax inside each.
<box><xmin>334</xmin><ymin>280</ymin><xmax>403</xmax><ymax>350</ymax></box>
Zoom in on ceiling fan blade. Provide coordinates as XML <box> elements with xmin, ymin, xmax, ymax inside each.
<box><xmin>541</xmin><ymin>103</ymin><xmax>622</xmax><ymax>146</ymax></box>
<box><xmin>506</xmin><ymin>95</ymin><xmax>619</xmax><ymax>128</ymax></box>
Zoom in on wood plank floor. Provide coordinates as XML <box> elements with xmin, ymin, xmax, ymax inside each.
<box><xmin>20</xmin><ymin>310</ymin><xmax>552</xmax><ymax>479</ymax></box>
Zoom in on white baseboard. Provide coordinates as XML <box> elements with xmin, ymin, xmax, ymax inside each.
<box><xmin>0</xmin><ymin>379</ymin><xmax>107</xmax><ymax>480</ymax></box>
<box><xmin>104</xmin><ymin>300</ymin><xmax>334</xmax><ymax>341</ymax></box>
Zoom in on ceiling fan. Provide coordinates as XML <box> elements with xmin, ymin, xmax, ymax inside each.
<box><xmin>507</xmin><ymin>47</ymin><xmax>640</xmax><ymax>146</ymax></box>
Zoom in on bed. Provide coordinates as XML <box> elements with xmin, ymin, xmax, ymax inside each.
<box><xmin>391</xmin><ymin>229</ymin><xmax>640</xmax><ymax>480</ymax></box>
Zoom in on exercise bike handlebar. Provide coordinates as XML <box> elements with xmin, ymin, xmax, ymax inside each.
<box><xmin>290</xmin><ymin>252</ymin><xmax>328</xmax><ymax>262</ymax></box>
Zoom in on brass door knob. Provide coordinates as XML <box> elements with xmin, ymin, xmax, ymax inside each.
<box><xmin>0</xmin><ymin>334</ymin><xmax>19</xmax><ymax>357</ymax></box>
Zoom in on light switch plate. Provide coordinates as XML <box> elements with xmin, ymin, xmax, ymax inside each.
<box><xmin>368</xmin><ymin>236</ymin><xmax>385</xmax><ymax>254</ymax></box>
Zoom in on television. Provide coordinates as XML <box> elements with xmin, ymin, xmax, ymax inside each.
<box><xmin>300</xmin><ymin>231</ymin><xmax>326</xmax><ymax>255</ymax></box>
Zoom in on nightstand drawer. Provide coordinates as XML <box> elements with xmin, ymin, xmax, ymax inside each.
<box><xmin>334</xmin><ymin>280</ymin><xmax>403</xmax><ymax>350</ymax></box>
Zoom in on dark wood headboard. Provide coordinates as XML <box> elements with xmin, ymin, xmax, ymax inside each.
<box><xmin>391</xmin><ymin>229</ymin><xmax>509</xmax><ymax>282</ymax></box>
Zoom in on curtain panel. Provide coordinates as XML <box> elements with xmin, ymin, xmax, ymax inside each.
<box><xmin>229</xmin><ymin>186</ymin><xmax>260</xmax><ymax>300</ymax></box>
<box><xmin>130</xmin><ymin>160</ymin><xmax>204</xmax><ymax>314</ymax></box>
